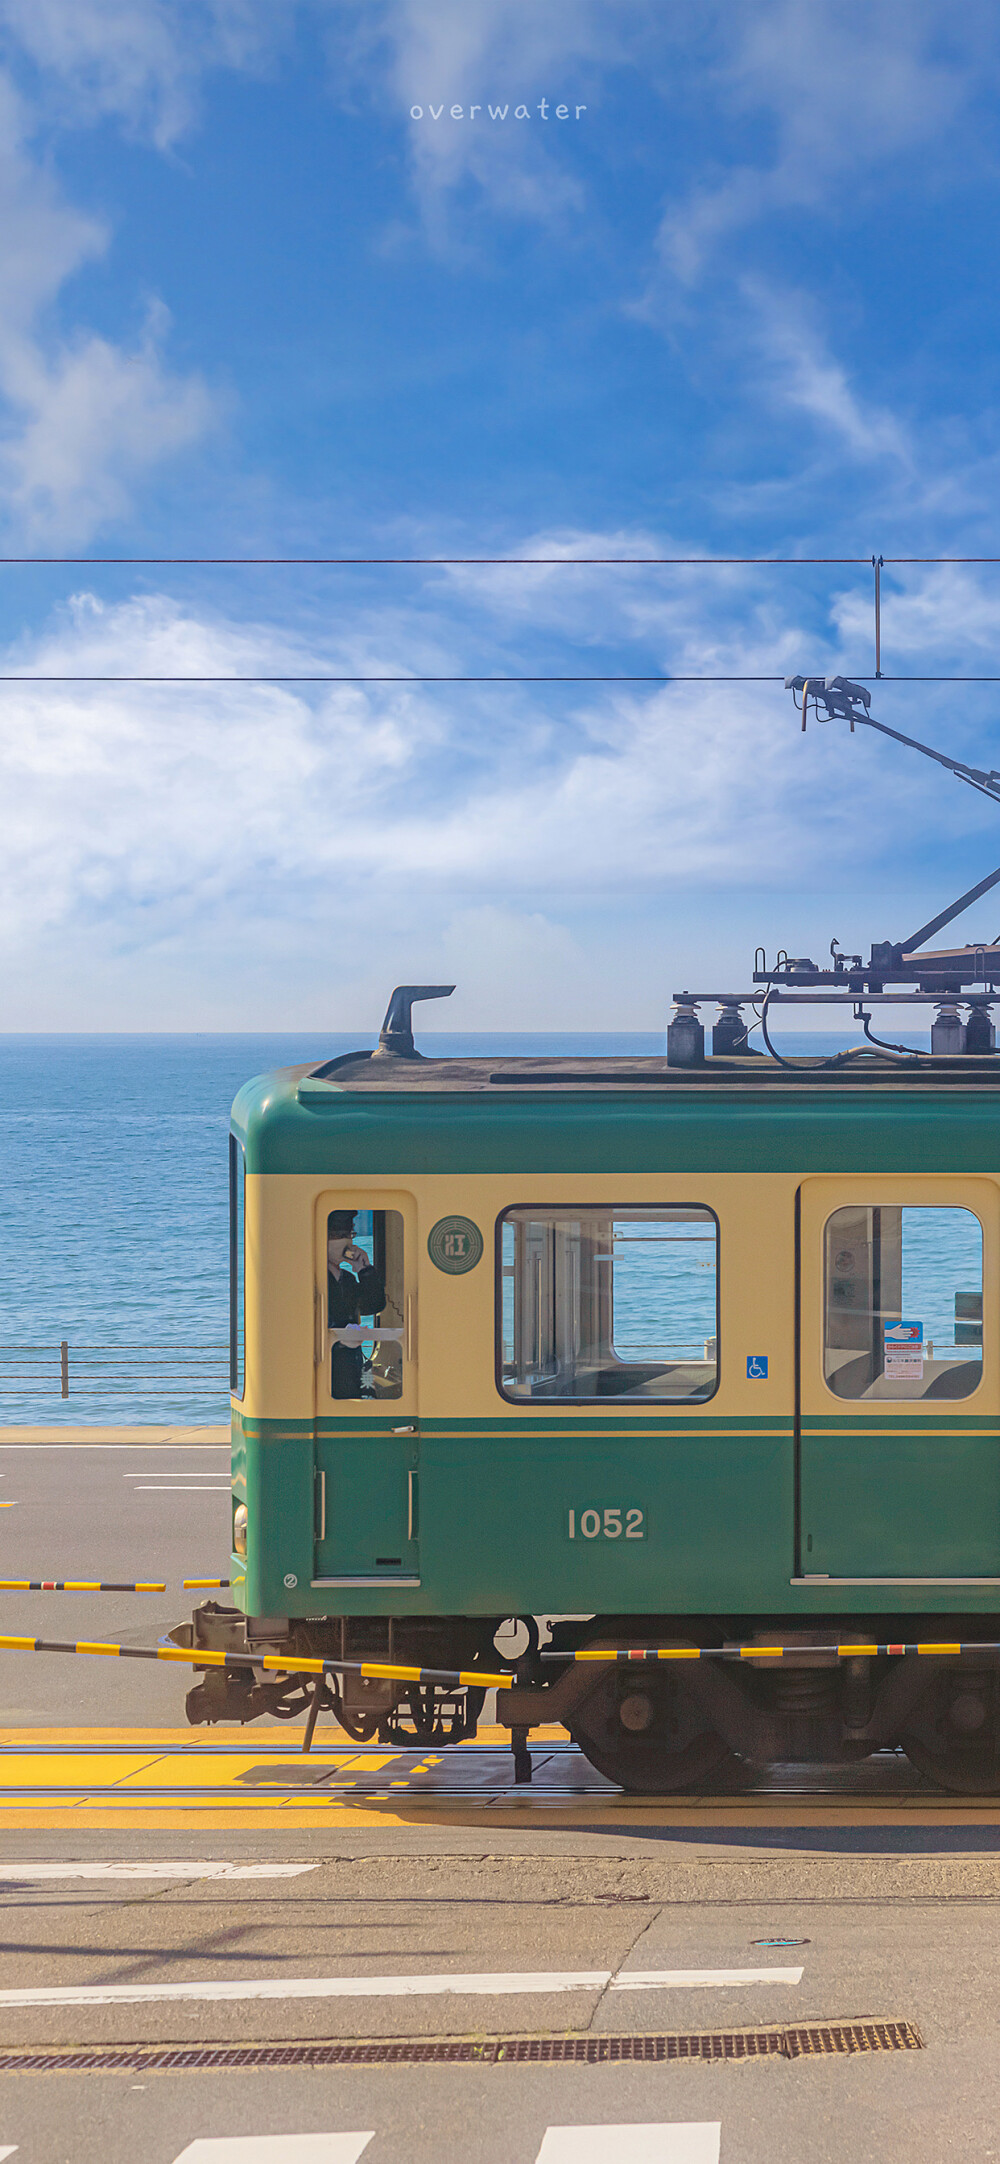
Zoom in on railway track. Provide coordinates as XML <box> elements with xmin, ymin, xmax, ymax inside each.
<box><xmin>1</xmin><ymin>1728</ymin><xmax>998</xmax><ymax>1830</ymax></box>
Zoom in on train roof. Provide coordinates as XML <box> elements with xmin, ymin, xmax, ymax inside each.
<box><xmin>299</xmin><ymin>1048</ymin><xmax>1000</xmax><ymax>1092</ymax></box>
<box><xmin>230</xmin><ymin>1047</ymin><xmax>1000</xmax><ymax>1179</ymax></box>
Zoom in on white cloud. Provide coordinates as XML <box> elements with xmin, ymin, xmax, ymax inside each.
<box><xmin>0</xmin><ymin>3</ymin><xmax>299</xmax><ymax>543</ymax></box>
<box><xmin>0</xmin><ymin>0</ymin><xmax>284</xmax><ymax>147</ymax></box>
<box><xmin>0</xmin><ymin>302</ymin><xmax>215</xmax><ymax>543</ymax></box>
<box><xmin>743</xmin><ymin>285</ymin><xmax>912</xmax><ymax>469</ymax></box>
<box><xmin>656</xmin><ymin>0</ymin><xmax>998</xmax><ymax>282</ymax></box>
<box><xmin>0</xmin><ymin>63</ymin><xmax>217</xmax><ymax>543</ymax></box>
<box><xmin>440</xmin><ymin>902</ymin><xmax>585</xmax><ymax>1012</ymax></box>
<box><xmin>3</xmin><ymin>552</ymin><xmax>993</xmax><ymax>1024</ymax></box>
<box><xmin>332</xmin><ymin>0</ymin><xmax>631</xmax><ymax>226</ymax></box>
<box><xmin>832</xmin><ymin>561</ymin><xmax>1000</xmax><ymax>680</ymax></box>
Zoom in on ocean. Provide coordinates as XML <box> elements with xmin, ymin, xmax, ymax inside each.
<box><xmin>0</xmin><ymin>1026</ymin><xmax>942</xmax><ymax>1424</ymax></box>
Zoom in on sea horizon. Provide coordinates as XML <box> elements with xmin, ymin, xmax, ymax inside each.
<box><xmin>0</xmin><ymin>1026</ymin><xmax>929</xmax><ymax>1424</ymax></box>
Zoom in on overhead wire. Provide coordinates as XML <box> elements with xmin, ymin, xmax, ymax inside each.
<box><xmin>0</xmin><ymin>552</ymin><xmax>997</xmax><ymax>565</ymax></box>
<box><xmin>0</xmin><ymin>554</ymin><xmax>881</xmax><ymax>566</ymax></box>
<box><xmin>0</xmin><ymin>553</ymin><xmax>995</xmax><ymax>680</ymax></box>
<box><xmin>1</xmin><ymin>672</ymin><xmax>1000</xmax><ymax>685</ymax></box>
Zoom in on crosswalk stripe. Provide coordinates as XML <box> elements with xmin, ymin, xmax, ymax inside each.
<box><xmin>0</xmin><ymin>1862</ymin><xmax>316</xmax><ymax>1881</ymax></box>
<box><xmin>535</xmin><ymin>2130</ymin><xmax>720</xmax><ymax>2164</ymax></box>
<box><xmin>166</xmin><ymin>2134</ymin><xmax>722</xmax><ymax>2164</ymax></box>
<box><xmin>0</xmin><ymin>2147</ymin><xmax>17</xmax><ymax>2160</ymax></box>
<box><xmin>610</xmin><ymin>1968</ymin><xmax>802</xmax><ymax>1990</ymax></box>
<box><xmin>0</xmin><ymin>1965</ymin><xmax>802</xmax><ymax>2009</ymax></box>
<box><xmin>171</xmin><ymin>2141</ymin><xmax>373</xmax><ymax>2163</ymax></box>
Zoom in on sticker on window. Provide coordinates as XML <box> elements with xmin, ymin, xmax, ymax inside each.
<box><xmin>883</xmin><ymin>1320</ymin><xmax>923</xmax><ymax>1381</ymax></box>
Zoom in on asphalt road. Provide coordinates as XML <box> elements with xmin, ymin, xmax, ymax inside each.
<box><xmin>0</xmin><ymin>1849</ymin><xmax>997</xmax><ymax>2161</ymax></box>
<box><xmin>0</xmin><ymin>1436</ymin><xmax>231</xmax><ymax>1725</ymax></box>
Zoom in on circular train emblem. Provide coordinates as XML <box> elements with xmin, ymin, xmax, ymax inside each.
<box><xmin>428</xmin><ymin>1215</ymin><xmax>484</xmax><ymax>1274</ymax></box>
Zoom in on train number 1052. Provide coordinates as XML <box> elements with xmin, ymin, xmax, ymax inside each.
<box><xmin>567</xmin><ymin>1506</ymin><xmax>645</xmax><ymax>1540</ymax></box>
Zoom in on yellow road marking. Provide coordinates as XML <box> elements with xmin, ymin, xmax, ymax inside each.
<box><xmin>0</xmin><ymin>1723</ymin><xmax>569</xmax><ymax>1749</ymax></box>
<box><xmin>116</xmin><ymin>1752</ymin><xmax>393</xmax><ymax>1789</ymax></box>
<box><xmin>0</xmin><ymin>1754</ymin><xmax>164</xmax><ymax>1789</ymax></box>
<box><xmin>0</xmin><ymin>1809</ymin><xmax>412</xmax><ymax>1830</ymax></box>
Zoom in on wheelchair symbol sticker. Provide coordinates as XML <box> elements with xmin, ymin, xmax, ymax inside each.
<box><xmin>747</xmin><ymin>1355</ymin><xmax>768</xmax><ymax>1380</ymax></box>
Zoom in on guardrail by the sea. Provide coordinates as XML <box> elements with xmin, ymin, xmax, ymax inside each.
<box><xmin>0</xmin><ymin>1343</ymin><xmax>228</xmax><ymax>1405</ymax></box>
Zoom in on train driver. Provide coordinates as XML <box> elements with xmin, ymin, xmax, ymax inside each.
<box><xmin>327</xmin><ymin>1210</ymin><xmax>387</xmax><ymax>1398</ymax></box>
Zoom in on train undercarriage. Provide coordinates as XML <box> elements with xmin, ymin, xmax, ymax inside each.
<box><xmin>172</xmin><ymin>1605</ymin><xmax>1000</xmax><ymax>1794</ymax></box>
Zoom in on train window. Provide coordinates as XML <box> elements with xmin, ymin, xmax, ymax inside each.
<box><xmin>229</xmin><ymin>1135</ymin><xmax>245</xmax><ymax>1400</ymax></box>
<box><xmin>327</xmin><ymin>1207</ymin><xmax>404</xmax><ymax>1400</ymax></box>
<box><xmin>498</xmin><ymin>1205</ymin><xmax>718</xmax><ymax>1403</ymax></box>
<box><xmin>824</xmin><ymin>1205</ymin><xmax>984</xmax><ymax>1400</ymax></box>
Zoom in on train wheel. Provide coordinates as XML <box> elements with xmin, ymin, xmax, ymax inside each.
<box><xmin>568</xmin><ymin>1660</ymin><xmax>736</xmax><ymax>1794</ymax></box>
<box><xmin>901</xmin><ymin>1671</ymin><xmax>1000</xmax><ymax>1794</ymax></box>
<box><xmin>901</xmin><ymin>1731</ymin><xmax>1000</xmax><ymax>1794</ymax></box>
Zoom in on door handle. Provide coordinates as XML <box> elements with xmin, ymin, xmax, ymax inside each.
<box><xmin>317</xmin><ymin>1469</ymin><xmax>326</xmax><ymax>1542</ymax></box>
<box><xmin>405</xmin><ymin>1293</ymin><xmax>415</xmax><ymax>1363</ymax></box>
<box><xmin>407</xmin><ymin>1468</ymin><xmax>416</xmax><ymax>1542</ymax></box>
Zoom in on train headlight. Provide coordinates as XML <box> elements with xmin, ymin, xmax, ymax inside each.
<box><xmin>233</xmin><ymin>1503</ymin><xmax>248</xmax><ymax>1557</ymax></box>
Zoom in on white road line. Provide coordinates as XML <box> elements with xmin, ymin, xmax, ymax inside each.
<box><xmin>172</xmin><ymin>2141</ymin><xmax>373</xmax><ymax>2164</ymax></box>
<box><xmin>536</xmin><ymin>2130</ymin><xmax>720</xmax><ymax>2164</ymax></box>
<box><xmin>0</xmin><ymin>1863</ymin><xmax>317</xmax><ymax>1882</ymax></box>
<box><xmin>610</xmin><ymin>1968</ymin><xmax>802</xmax><ymax>1991</ymax></box>
<box><xmin>132</xmin><ymin>1485</ymin><xmax>231</xmax><ymax>1492</ymax></box>
<box><xmin>0</xmin><ymin>1966</ymin><xmax>801</xmax><ymax>2009</ymax></box>
<box><xmin>0</xmin><ymin>2147</ymin><xmax>17</xmax><ymax>2161</ymax></box>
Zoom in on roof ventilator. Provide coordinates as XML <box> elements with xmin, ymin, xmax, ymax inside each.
<box><xmin>375</xmin><ymin>983</ymin><xmax>455</xmax><ymax>1060</ymax></box>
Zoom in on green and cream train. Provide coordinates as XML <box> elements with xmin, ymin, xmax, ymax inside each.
<box><xmin>182</xmin><ymin>983</ymin><xmax>1000</xmax><ymax>1792</ymax></box>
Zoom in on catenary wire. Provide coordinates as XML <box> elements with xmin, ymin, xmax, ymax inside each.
<box><xmin>0</xmin><ymin>554</ymin><xmax>879</xmax><ymax>565</ymax></box>
<box><xmin>0</xmin><ymin>673</ymin><xmax>999</xmax><ymax>684</ymax></box>
<box><xmin>0</xmin><ymin>672</ymin><xmax>786</xmax><ymax>684</ymax></box>
<box><xmin>0</xmin><ymin>552</ymin><xmax>997</xmax><ymax>565</ymax></box>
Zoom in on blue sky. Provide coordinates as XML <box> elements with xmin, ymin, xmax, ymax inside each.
<box><xmin>3</xmin><ymin>0</ymin><xmax>1000</xmax><ymax>1028</ymax></box>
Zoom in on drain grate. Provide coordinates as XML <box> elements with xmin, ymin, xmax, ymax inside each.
<box><xmin>0</xmin><ymin>2021</ymin><xmax>922</xmax><ymax>2074</ymax></box>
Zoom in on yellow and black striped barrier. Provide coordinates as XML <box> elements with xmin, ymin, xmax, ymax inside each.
<box><xmin>542</xmin><ymin>1642</ymin><xmax>996</xmax><ymax>1662</ymax></box>
<box><xmin>0</xmin><ymin>1633</ymin><xmax>514</xmax><ymax>1690</ymax></box>
<box><xmin>183</xmin><ymin>1578</ymin><xmax>231</xmax><ymax>1589</ymax></box>
<box><xmin>0</xmin><ymin>1579</ymin><xmax>165</xmax><ymax>1594</ymax></box>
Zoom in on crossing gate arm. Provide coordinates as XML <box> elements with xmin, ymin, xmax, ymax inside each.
<box><xmin>537</xmin><ymin>1643</ymin><xmax>985</xmax><ymax>1662</ymax></box>
<box><xmin>0</xmin><ymin>1580</ymin><xmax>165</xmax><ymax>1593</ymax></box>
<box><xmin>0</xmin><ymin>1634</ymin><xmax>513</xmax><ymax>1689</ymax></box>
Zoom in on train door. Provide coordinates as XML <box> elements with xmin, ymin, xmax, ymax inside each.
<box><xmin>312</xmin><ymin>1191</ymin><xmax>419</xmax><ymax>1586</ymax></box>
<box><xmin>797</xmin><ymin>1177</ymin><xmax>1000</xmax><ymax>1581</ymax></box>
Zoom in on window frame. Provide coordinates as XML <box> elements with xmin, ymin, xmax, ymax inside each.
<box><xmin>313</xmin><ymin>1190</ymin><xmax>417</xmax><ymax>1420</ymax></box>
<box><xmin>821</xmin><ymin>1199</ymin><xmax>985</xmax><ymax>1404</ymax></box>
<box><xmin>324</xmin><ymin>1204</ymin><xmax>404</xmax><ymax>1403</ymax></box>
<box><xmin>229</xmin><ymin>1133</ymin><xmax>245</xmax><ymax>1401</ymax></box>
<box><xmin>494</xmin><ymin>1199</ymin><xmax>721</xmax><ymax>1407</ymax></box>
